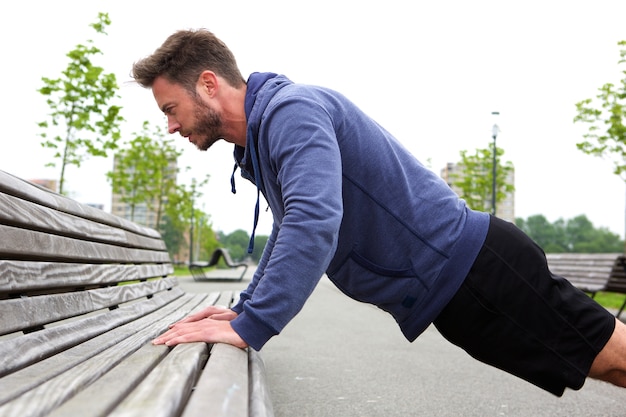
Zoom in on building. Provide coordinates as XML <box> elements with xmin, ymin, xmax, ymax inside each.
<box><xmin>440</xmin><ymin>162</ymin><xmax>515</xmax><ymax>223</ymax></box>
<box><xmin>28</xmin><ymin>178</ymin><xmax>58</xmax><ymax>193</ymax></box>
<box><xmin>110</xmin><ymin>155</ymin><xmax>178</xmax><ymax>230</ymax></box>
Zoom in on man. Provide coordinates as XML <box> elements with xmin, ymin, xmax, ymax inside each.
<box><xmin>132</xmin><ymin>29</ymin><xmax>626</xmax><ymax>397</ymax></box>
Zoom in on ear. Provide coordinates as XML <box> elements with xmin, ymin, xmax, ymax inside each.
<box><xmin>197</xmin><ymin>71</ymin><xmax>218</xmax><ymax>97</ymax></box>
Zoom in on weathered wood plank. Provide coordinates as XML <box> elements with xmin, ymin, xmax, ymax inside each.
<box><xmin>0</xmin><ymin>170</ymin><xmax>160</xmax><ymax>239</ymax></box>
<box><xmin>46</xmin><ymin>294</ymin><xmax>222</xmax><ymax>417</ymax></box>
<box><xmin>0</xmin><ymin>288</ymin><xmax>192</xmax><ymax>378</ymax></box>
<box><xmin>0</xmin><ymin>261</ymin><xmax>173</xmax><ymax>292</ymax></box>
<box><xmin>182</xmin><ymin>343</ymin><xmax>249</xmax><ymax>417</ymax></box>
<box><xmin>546</xmin><ymin>253</ymin><xmax>621</xmax><ymax>293</ymax></box>
<box><xmin>0</xmin><ymin>293</ymin><xmax>210</xmax><ymax>413</ymax></box>
<box><xmin>0</xmin><ymin>168</ymin><xmax>274</xmax><ymax>417</ymax></box>
<box><xmin>0</xmin><ymin>192</ymin><xmax>166</xmax><ymax>251</ymax></box>
<box><xmin>0</xmin><ymin>224</ymin><xmax>170</xmax><ymax>263</ymax></box>
<box><xmin>249</xmin><ymin>349</ymin><xmax>275</xmax><ymax>417</ymax></box>
<box><xmin>0</xmin><ymin>277</ymin><xmax>178</xmax><ymax>335</ymax></box>
<box><xmin>108</xmin><ymin>343</ymin><xmax>209</xmax><ymax>417</ymax></box>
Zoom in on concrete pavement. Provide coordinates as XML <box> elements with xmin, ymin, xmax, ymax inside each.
<box><xmin>177</xmin><ymin>269</ymin><xmax>626</xmax><ymax>417</ymax></box>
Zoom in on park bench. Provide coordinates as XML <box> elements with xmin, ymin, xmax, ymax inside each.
<box><xmin>189</xmin><ymin>248</ymin><xmax>249</xmax><ymax>282</ymax></box>
<box><xmin>545</xmin><ymin>252</ymin><xmax>626</xmax><ymax>318</ymax></box>
<box><xmin>0</xmin><ymin>169</ymin><xmax>273</xmax><ymax>417</ymax></box>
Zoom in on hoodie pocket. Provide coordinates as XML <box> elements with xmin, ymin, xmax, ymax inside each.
<box><xmin>327</xmin><ymin>248</ymin><xmax>429</xmax><ymax>322</ymax></box>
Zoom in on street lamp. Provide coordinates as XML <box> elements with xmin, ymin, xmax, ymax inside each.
<box><xmin>491</xmin><ymin>111</ymin><xmax>500</xmax><ymax>216</ymax></box>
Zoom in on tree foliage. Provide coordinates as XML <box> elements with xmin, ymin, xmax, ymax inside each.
<box><xmin>450</xmin><ymin>145</ymin><xmax>515</xmax><ymax>213</ymax></box>
<box><xmin>215</xmin><ymin>229</ymin><xmax>268</xmax><ymax>263</ymax></box>
<box><xmin>516</xmin><ymin>214</ymin><xmax>623</xmax><ymax>253</ymax></box>
<box><xmin>38</xmin><ymin>12</ymin><xmax>124</xmax><ymax>194</ymax></box>
<box><xmin>165</xmin><ymin>176</ymin><xmax>210</xmax><ymax>263</ymax></box>
<box><xmin>108</xmin><ymin>122</ymin><xmax>181</xmax><ymax>229</ymax></box>
<box><xmin>574</xmin><ymin>40</ymin><xmax>626</xmax><ymax>179</ymax></box>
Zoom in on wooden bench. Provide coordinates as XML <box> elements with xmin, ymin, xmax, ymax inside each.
<box><xmin>189</xmin><ymin>248</ymin><xmax>249</xmax><ymax>282</ymax></box>
<box><xmin>546</xmin><ymin>252</ymin><xmax>626</xmax><ymax>318</ymax></box>
<box><xmin>0</xmin><ymin>169</ymin><xmax>273</xmax><ymax>417</ymax></box>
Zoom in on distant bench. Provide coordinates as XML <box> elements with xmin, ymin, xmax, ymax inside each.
<box><xmin>0</xmin><ymin>169</ymin><xmax>273</xmax><ymax>417</ymax></box>
<box><xmin>546</xmin><ymin>252</ymin><xmax>626</xmax><ymax>318</ymax></box>
<box><xmin>189</xmin><ymin>248</ymin><xmax>249</xmax><ymax>282</ymax></box>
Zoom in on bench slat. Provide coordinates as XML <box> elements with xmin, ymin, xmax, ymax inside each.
<box><xmin>46</xmin><ymin>295</ymin><xmax>220</xmax><ymax>417</ymax></box>
<box><xmin>249</xmin><ymin>349</ymin><xmax>275</xmax><ymax>417</ymax></box>
<box><xmin>0</xmin><ymin>287</ymin><xmax>187</xmax><ymax>378</ymax></box>
<box><xmin>0</xmin><ymin>170</ymin><xmax>160</xmax><ymax>240</ymax></box>
<box><xmin>0</xmin><ymin>193</ymin><xmax>165</xmax><ymax>251</ymax></box>
<box><xmin>0</xmin><ymin>224</ymin><xmax>170</xmax><ymax>263</ymax></box>
<box><xmin>48</xmin><ymin>343</ymin><xmax>171</xmax><ymax>417</ymax></box>
<box><xmin>0</xmin><ymin>261</ymin><xmax>172</xmax><ymax>292</ymax></box>
<box><xmin>182</xmin><ymin>343</ymin><xmax>250</xmax><ymax>417</ymax></box>
<box><xmin>546</xmin><ymin>253</ymin><xmax>622</xmax><ymax>294</ymax></box>
<box><xmin>110</xmin><ymin>343</ymin><xmax>209</xmax><ymax>417</ymax></box>
<box><xmin>0</xmin><ymin>277</ymin><xmax>178</xmax><ymax>335</ymax></box>
<box><xmin>0</xmin><ymin>293</ymin><xmax>210</xmax><ymax>414</ymax></box>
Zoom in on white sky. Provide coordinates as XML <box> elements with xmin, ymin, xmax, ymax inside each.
<box><xmin>2</xmin><ymin>1</ymin><xmax>626</xmax><ymax>238</ymax></box>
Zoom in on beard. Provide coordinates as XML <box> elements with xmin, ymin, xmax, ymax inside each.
<box><xmin>191</xmin><ymin>95</ymin><xmax>223</xmax><ymax>151</ymax></box>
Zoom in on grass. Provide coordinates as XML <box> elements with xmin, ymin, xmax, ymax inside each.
<box><xmin>592</xmin><ymin>292</ymin><xmax>626</xmax><ymax>312</ymax></box>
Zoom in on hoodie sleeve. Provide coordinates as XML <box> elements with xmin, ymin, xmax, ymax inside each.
<box><xmin>230</xmin><ymin>92</ymin><xmax>343</xmax><ymax>350</ymax></box>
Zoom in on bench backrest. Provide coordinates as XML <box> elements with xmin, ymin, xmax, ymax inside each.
<box><xmin>607</xmin><ymin>255</ymin><xmax>626</xmax><ymax>293</ymax></box>
<box><xmin>545</xmin><ymin>253</ymin><xmax>622</xmax><ymax>293</ymax></box>
<box><xmin>0</xmin><ymin>169</ymin><xmax>175</xmax><ymax>377</ymax></box>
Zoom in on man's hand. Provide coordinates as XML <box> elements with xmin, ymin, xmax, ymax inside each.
<box><xmin>174</xmin><ymin>305</ymin><xmax>238</xmax><ymax>324</ymax></box>
<box><xmin>152</xmin><ymin>306</ymin><xmax>247</xmax><ymax>348</ymax></box>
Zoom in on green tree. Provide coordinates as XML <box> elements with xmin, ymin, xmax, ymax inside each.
<box><xmin>107</xmin><ymin>122</ymin><xmax>181</xmax><ymax>229</ymax></box>
<box><xmin>165</xmin><ymin>177</ymin><xmax>210</xmax><ymax>263</ymax></box>
<box><xmin>160</xmin><ymin>214</ymin><xmax>186</xmax><ymax>263</ymax></box>
<box><xmin>251</xmin><ymin>234</ymin><xmax>269</xmax><ymax>263</ymax></box>
<box><xmin>38</xmin><ymin>13</ymin><xmax>123</xmax><ymax>194</ymax></box>
<box><xmin>567</xmin><ymin>215</ymin><xmax>623</xmax><ymax>253</ymax></box>
<box><xmin>220</xmin><ymin>229</ymin><xmax>250</xmax><ymax>262</ymax></box>
<box><xmin>450</xmin><ymin>145</ymin><xmax>515</xmax><ymax>213</ymax></box>
<box><xmin>516</xmin><ymin>214</ymin><xmax>568</xmax><ymax>252</ymax></box>
<box><xmin>186</xmin><ymin>208</ymin><xmax>220</xmax><ymax>262</ymax></box>
<box><xmin>516</xmin><ymin>214</ymin><xmax>623</xmax><ymax>253</ymax></box>
<box><xmin>574</xmin><ymin>40</ymin><xmax>626</xmax><ymax>179</ymax></box>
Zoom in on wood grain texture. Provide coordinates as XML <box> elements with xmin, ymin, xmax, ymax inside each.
<box><xmin>0</xmin><ymin>169</ymin><xmax>160</xmax><ymax>239</ymax></box>
<box><xmin>0</xmin><ymin>293</ymin><xmax>210</xmax><ymax>411</ymax></box>
<box><xmin>249</xmin><ymin>349</ymin><xmax>275</xmax><ymax>417</ymax></box>
<box><xmin>182</xmin><ymin>343</ymin><xmax>250</xmax><ymax>417</ymax></box>
<box><xmin>0</xmin><ymin>224</ymin><xmax>170</xmax><ymax>263</ymax></box>
<box><xmin>109</xmin><ymin>343</ymin><xmax>209</xmax><ymax>417</ymax></box>
<box><xmin>47</xmin><ymin>294</ymin><xmax>221</xmax><ymax>417</ymax></box>
<box><xmin>0</xmin><ymin>261</ymin><xmax>173</xmax><ymax>292</ymax></box>
<box><xmin>0</xmin><ymin>287</ymin><xmax>188</xmax><ymax>378</ymax></box>
<box><xmin>0</xmin><ymin>277</ymin><xmax>179</xmax><ymax>335</ymax></box>
<box><xmin>0</xmin><ymin>168</ymin><xmax>274</xmax><ymax>417</ymax></box>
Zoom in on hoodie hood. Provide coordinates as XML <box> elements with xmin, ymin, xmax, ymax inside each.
<box><xmin>231</xmin><ymin>72</ymin><xmax>293</xmax><ymax>252</ymax></box>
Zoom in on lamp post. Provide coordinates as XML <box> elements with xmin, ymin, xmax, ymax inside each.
<box><xmin>491</xmin><ymin>112</ymin><xmax>500</xmax><ymax>216</ymax></box>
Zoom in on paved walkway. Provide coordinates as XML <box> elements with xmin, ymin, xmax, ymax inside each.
<box><xmin>177</xmin><ymin>269</ymin><xmax>626</xmax><ymax>417</ymax></box>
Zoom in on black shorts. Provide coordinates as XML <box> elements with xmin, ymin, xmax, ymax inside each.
<box><xmin>433</xmin><ymin>216</ymin><xmax>616</xmax><ymax>396</ymax></box>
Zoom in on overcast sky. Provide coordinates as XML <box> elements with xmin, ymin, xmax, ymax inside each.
<box><xmin>2</xmin><ymin>1</ymin><xmax>626</xmax><ymax>238</ymax></box>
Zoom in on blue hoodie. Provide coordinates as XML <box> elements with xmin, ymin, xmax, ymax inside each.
<box><xmin>230</xmin><ymin>73</ymin><xmax>490</xmax><ymax>351</ymax></box>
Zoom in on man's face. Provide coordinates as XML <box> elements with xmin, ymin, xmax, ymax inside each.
<box><xmin>152</xmin><ymin>76</ymin><xmax>223</xmax><ymax>151</ymax></box>
<box><xmin>189</xmin><ymin>94</ymin><xmax>223</xmax><ymax>151</ymax></box>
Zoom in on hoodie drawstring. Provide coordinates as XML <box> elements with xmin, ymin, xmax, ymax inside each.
<box><xmin>246</xmin><ymin>137</ymin><xmax>262</xmax><ymax>254</ymax></box>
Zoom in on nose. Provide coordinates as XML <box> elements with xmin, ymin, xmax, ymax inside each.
<box><xmin>167</xmin><ymin>116</ymin><xmax>181</xmax><ymax>135</ymax></box>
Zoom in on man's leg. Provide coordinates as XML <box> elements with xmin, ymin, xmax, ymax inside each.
<box><xmin>434</xmin><ymin>216</ymin><xmax>618</xmax><ymax>396</ymax></box>
<box><xmin>589</xmin><ymin>318</ymin><xmax>626</xmax><ymax>387</ymax></box>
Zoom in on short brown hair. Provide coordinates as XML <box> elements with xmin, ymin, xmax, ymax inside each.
<box><xmin>131</xmin><ymin>29</ymin><xmax>245</xmax><ymax>92</ymax></box>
